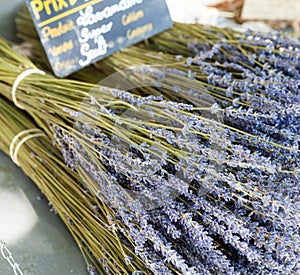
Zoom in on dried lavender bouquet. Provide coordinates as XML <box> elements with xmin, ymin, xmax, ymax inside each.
<box><xmin>0</xmin><ymin>38</ymin><xmax>299</xmax><ymax>274</ymax></box>
<box><xmin>15</xmin><ymin>5</ymin><xmax>300</xmax><ymax>149</ymax></box>
<box><xmin>15</xmin><ymin>9</ymin><xmax>300</xmax><ymax>198</ymax></box>
<box><xmin>0</xmin><ymin>96</ymin><xmax>151</xmax><ymax>274</ymax></box>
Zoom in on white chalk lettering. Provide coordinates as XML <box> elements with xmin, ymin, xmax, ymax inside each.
<box><xmin>79</xmin><ymin>22</ymin><xmax>113</xmax><ymax>43</ymax></box>
<box><xmin>79</xmin><ymin>35</ymin><xmax>108</xmax><ymax>66</ymax></box>
<box><xmin>76</xmin><ymin>0</ymin><xmax>143</xmax><ymax>27</ymax></box>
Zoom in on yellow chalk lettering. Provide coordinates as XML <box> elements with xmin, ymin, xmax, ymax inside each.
<box><xmin>44</xmin><ymin>0</ymin><xmax>54</xmax><ymax>16</ymax></box>
<box><xmin>69</xmin><ymin>0</ymin><xmax>78</xmax><ymax>6</ymax></box>
<box><xmin>49</xmin><ymin>39</ymin><xmax>74</xmax><ymax>57</ymax></box>
<box><xmin>52</xmin><ymin>0</ymin><xmax>59</xmax><ymax>12</ymax></box>
<box><xmin>30</xmin><ymin>0</ymin><xmax>77</xmax><ymax>20</ymax></box>
<box><xmin>30</xmin><ymin>0</ymin><xmax>43</xmax><ymax>20</ymax></box>
<box><xmin>127</xmin><ymin>23</ymin><xmax>153</xmax><ymax>40</ymax></box>
<box><xmin>58</xmin><ymin>0</ymin><xmax>69</xmax><ymax>9</ymax></box>
<box><xmin>122</xmin><ymin>10</ymin><xmax>144</xmax><ymax>26</ymax></box>
<box><xmin>54</xmin><ymin>57</ymin><xmax>78</xmax><ymax>72</ymax></box>
<box><xmin>41</xmin><ymin>20</ymin><xmax>74</xmax><ymax>41</ymax></box>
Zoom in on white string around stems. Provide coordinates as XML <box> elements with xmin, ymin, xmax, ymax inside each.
<box><xmin>9</xmin><ymin>129</ymin><xmax>45</xmax><ymax>166</ymax></box>
<box><xmin>12</xmin><ymin>68</ymin><xmax>46</xmax><ymax>109</ymax></box>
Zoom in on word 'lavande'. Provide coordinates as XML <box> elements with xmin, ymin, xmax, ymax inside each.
<box><xmin>76</xmin><ymin>0</ymin><xmax>143</xmax><ymax>27</ymax></box>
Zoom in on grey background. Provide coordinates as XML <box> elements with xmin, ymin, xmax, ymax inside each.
<box><xmin>0</xmin><ymin>152</ymin><xmax>87</xmax><ymax>275</ymax></box>
<box><xmin>0</xmin><ymin>0</ymin><xmax>23</xmax><ymax>41</ymax></box>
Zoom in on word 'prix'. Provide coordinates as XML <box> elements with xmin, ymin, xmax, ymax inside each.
<box><xmin>30</xmin><ymin>0</ymin><xmax>78</xmax><ymax>20</ymax></box>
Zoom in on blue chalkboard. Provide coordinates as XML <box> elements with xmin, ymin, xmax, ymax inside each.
<box><xmin>26</xmin><ymin>0</ymin><xmax>173</xmax><ymax>78</ymax></box>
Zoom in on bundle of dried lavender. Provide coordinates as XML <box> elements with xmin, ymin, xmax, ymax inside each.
<box><xmin>0</xmin><ymin>97</ymin><xmax>147</xmax><ymax>274</ymax></box>
<box><xmin>0</xmin><ymin>36</ymin><xmax>299</xmax><ymax>274</ymax></box>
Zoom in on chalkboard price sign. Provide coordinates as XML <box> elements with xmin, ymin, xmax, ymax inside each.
<box><xmin>26</xmin><ymin>0</ymin><xmax>173</xmax><ymax>78</ymax></box>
